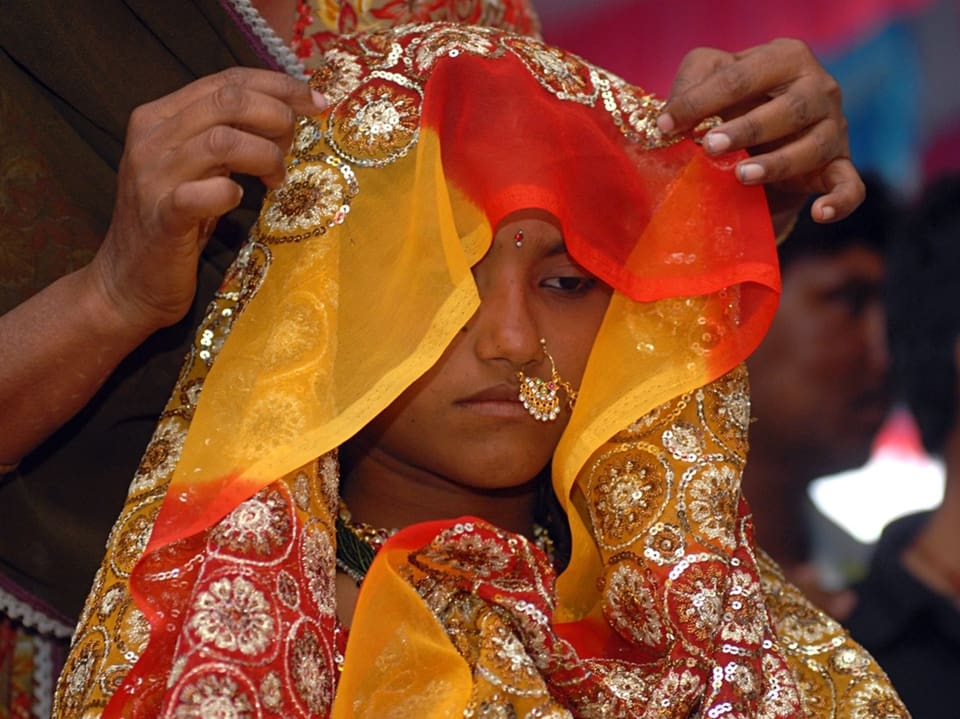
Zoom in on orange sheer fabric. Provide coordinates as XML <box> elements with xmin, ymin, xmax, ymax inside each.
<box><xmin>53</xmin><ymin>21</ymin><xmax>905</xmax><ymax>719</ymax></box>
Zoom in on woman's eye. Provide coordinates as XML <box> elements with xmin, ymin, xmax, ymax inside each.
<box><xmin>542</xmin><ymin>276</ymin><xmax>596</xmax><ymax>293</ymax></box>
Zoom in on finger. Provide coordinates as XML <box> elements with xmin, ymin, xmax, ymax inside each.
<box><xmin>142</xmin><ymin>125</ymin><xmax>284</xmax><ymax>195</ymax></box>
<box><xmin>667</xmin><ymin>48</ymin><xmax>732</xmax><ymax>101</ymax></box>
<box><xmin>163</xmin><ymin>67</ymin><xmax>323</xmax><ymax>118</ymax></box>
<box><xmin>658</xmin><ymin>48</ymin><xmax>732</xmax><ymax>134</ymax></box>
<box><xmin>810</xmin><ymin>159</ymin><xmax>865</xmax><ymax>222</ymax></box>
<box><xmin>129</xmin><ymin>68</ymin><xmax>325</xmax><ymax>137</ymax></box>
<box><xmin>158</xmin><ymin>84</ymin><xmax>304</xmax><ymax>150</ymax></box>
<box><xmin>701</xmin><ymin>75</ymin><xmax>834</xmax><ymax>155</ymax></box>
<box><xmin>157</xmin><ymin>177</ymin><xmax>245</xmax><ymax>238</ymax></box>
<box><xmin>733</xmin><ymin>117</ymin><xmax>844</xmax><ymax>185</ymax></box>
<box><xmin>661</xmin><ymin>39</ymin><xmax>813</xmax><ymax>135</ymax></box>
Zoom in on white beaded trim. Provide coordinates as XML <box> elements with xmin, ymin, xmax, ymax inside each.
<box><xmin>31</xmin><ymin>635</ymin><xmax>55</xmax><ymax>719</ymax></box>
<box><xmin>223</xmin><ymin>0</ymin><xmax>310</xmax><ymax>79</ymax></box>
<box><xmin>0</xmin><ymin>583</ymin><xmax>74</xmax><ymax>639</ymax></box>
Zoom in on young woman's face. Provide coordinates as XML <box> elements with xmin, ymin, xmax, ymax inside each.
<box><xmin>350</xmin><ymin>209</ymin><xmax>612</xmax><ymax>491</ymax></box>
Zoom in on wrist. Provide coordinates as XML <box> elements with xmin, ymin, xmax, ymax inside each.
<box><xmin>77</xmin><ymin>259</ymin><xmax>159</xmax><ymax>349</ymax></box>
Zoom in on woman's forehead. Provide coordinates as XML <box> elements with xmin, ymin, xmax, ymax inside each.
<box><xmin>495</xmin><ymin>208</ymin><xmax>562</xmax><ymax>230</ymax></box>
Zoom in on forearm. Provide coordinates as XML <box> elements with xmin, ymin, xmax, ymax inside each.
<box><xmin>0</xmin><ymin>69</ymin><xmax>323</xmax><ymax>470</ymax></box>
<box><xmin>0</xmin><ymin>264</ymin><xmax>154</xmax><ymax>466</ymax></box>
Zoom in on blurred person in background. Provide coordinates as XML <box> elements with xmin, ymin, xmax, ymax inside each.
<box><xmin>846</xmin><ymin>174</ymin><xmax>960</xmax><ymax>719</ymax></box>
<box><xmin>743</xmin><ymin>175</ymin><xmax>898</xmax><ymax>619</ymax></box>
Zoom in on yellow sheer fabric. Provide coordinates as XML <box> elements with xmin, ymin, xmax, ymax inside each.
<box><xmin>147</xmin><ymin>131</ymin><xmax>487</xmax><ymax>550</ymax></box>
<box><xmin>338</xmin><ymin>368</ymin><xmax>906</xmax><ymax>717</ymax></box>
<box><xmin>333</xmin><ymin>538</ymin><xmax>474</xmax><ymax>717</ymax></box>
<box><xmin>53</xmin><ymin>22</ymin><xmax>906</xmax><ymax>719</ymax></box>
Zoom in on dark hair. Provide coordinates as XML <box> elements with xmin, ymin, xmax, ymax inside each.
<box><xmin>778</xmin><ymin>173</ymin><xmax>898</xmax><ymax>269</ymax></box>
<box><xmin>886</xmin><ymin>174</ymin><xmax>960</xmax><ymax>454</ymax></box>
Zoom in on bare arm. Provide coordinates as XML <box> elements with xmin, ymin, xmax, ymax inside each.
<box><xmin>0</xmin><ymin>68</ymin><xmax>325</xmax><ymax>467</ymax></box>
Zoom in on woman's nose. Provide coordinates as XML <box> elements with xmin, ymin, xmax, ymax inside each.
<box><xmin>470</xmin><ymin>278</ymin><xmax>543</xmax><ymax>369</ymax></box>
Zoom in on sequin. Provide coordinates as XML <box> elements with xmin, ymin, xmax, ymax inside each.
<box><xmin>326</xmin><ymin>73</ymin><xmax>422</xmax><ymax>167</ymax></box>
<box><xmin>187</xmin><ymin>576</ymin><xmax>277</xmax><ymax>656</ymax></box>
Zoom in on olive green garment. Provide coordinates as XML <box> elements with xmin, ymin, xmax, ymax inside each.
<box><xmin>0</xmin><ymin>0</ymin><xmax>274</xmax><ymax>618</ymax></box>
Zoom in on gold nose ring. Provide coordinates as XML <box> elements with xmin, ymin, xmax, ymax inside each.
<box><xmin>516</xmin><ymin>339</ymin><xmax>578</xmax><ymax>422</ymax></box>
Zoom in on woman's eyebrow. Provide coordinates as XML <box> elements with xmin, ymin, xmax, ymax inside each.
<box><xmin>545</xmin><ymin>240</ymin><xmax>568</xmax><ymax>257</ymax></box>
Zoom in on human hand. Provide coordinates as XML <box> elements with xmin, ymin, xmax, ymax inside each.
<box><xmin>658</xmin><ymin>38</ymin><xmax>863</xmax><ymax>228</ymax></box>
<box><xmin>88</xmin><ymin>68</ymin><xmax>326</xmax><ymax>338</ymax></box>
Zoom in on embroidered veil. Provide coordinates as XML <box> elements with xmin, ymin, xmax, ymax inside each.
<box><xmin>54</xmin><ymin>10</ymin><xmax>905</xmax><ymax>719</ymax></box>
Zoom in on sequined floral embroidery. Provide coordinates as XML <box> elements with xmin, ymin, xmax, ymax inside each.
<box><xmin>109</xmin><ymin>500</ymin><xmax>161</xmax><ymax>578</ymax></box>
<box><xmin>300</xmin><ymin>521</ymin><xmax>338</xmax><ymax>618</ymax></box>
<box><xmin>412</xmin><ymin>25</ymin><xmax>497</xmax><ymax>72</ymax></box>
<box><xmin>719</xmin><ymin>570</ymin><xmax>765</xmax><ymax>645</ymax></box>
<box><xmin>643</xmin><ymin>522</ymin><xmax>685</xmax><ymax>565</ymax></box>
<box><xmin>667</xmin><ymin>560</ymin><xmax>725</xmax><ymax>643</ymax></box>
<box><xmin>716</xmin><ymin>375</ymin><xmax>751</xmax><ymax>436</ymax></box>
<box><xmin>683</xmin><ymin>463</ymin><xmax>738</xmax><ymax>550</ymax></box>
<box><xmin>262</xmin><ymin>155</ymin><xmax>358</xmax><ymax>239</ymax></box>
<box><xmin>287</xmin><ymin>620</ymin><xmax>335</xmax><ymax>716</ymax></box>
<box><xmin>847</xmin><ymin>682</ymin><xmax>909</xmax><ymax>719</ymax></box>
<box><xmin>311</xmin><ymin>48</ymin><xmax>366</xmax><ymax>104</ymax></box>
<box><xmin>187</xmin><ymin>576</ymin><xmax>277</xmax><ymax>656</ymax></box>
<box><xmin>662</xmin><ymin>421</ymin><xmax>705</xmax><ymax>462</ymax></box>
<box><xmin>326</xmin><ymin>73</ymin><xmax>422</xmax><ymax>166</ymax></box>
<box><xmin>265</xmin><ymin>164</ymin><xmax>346</xmax><ymax>232</ymax></box>
<box><xmin>588</xmin><ymin>445</ymin><xmax>671</xmax><ymax>551</ymax></box>
<box><xmin>608</xmin><ymin>77</ymin><xmax>666</xmax><ymax>146</ymax></box>
<box><xmin>419</xmin><ymin>524</ymin><xmax>513</xmax><ymax>578</ymax></box>
<box><xmin>209</xmin><ymin>487</ymin><xmax>294</xmax><ymax>560</ymax></box>
<box><xmin>647</xmin><ymin>669</ymin><xmax>703</xmax><ymax>717</ymax></box>
<box><xmin>757</xmin><ymin>654</ymin><xmax>802</xmax><ymax>719</ymax></box>
<box><xmin>477</xmin><ymin>622</ymin><xmax>545</xmax><ymax>696</ymax></box>
<box><xmin>131</xmin><ymin>418</ymin><xmax>186</xmax><ymax>494</ymax></box>
<box><xmin>170</xmin><ymin>670</ymin><xmax>256</xmax><ymax>718</ymax></box>
<box><xmin>503</xmin><ymin>36</ymin><xmax>597</xmax><ymax>104</ymax></box>
<box><xmin>603</xmin><ymin>561</ymin><xmax>666</xmax><ymax>650</ymax></box>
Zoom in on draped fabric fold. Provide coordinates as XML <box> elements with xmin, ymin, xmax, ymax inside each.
<box><xmin>54</xmin><ymin>16</ymin><xmax>905</xmax><ymax>719</ymax></box>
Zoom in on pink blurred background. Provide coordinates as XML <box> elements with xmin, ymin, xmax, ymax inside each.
<box><xmin>538</xmin><ymin>0</ymin><xmax>960</xmax><ymax>198</ymax></box>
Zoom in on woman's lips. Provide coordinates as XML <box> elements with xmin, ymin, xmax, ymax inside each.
<box><xmin>457</xmin><ymin>384</ymin><xmax>530</xmax><ymax>418</ymax></box>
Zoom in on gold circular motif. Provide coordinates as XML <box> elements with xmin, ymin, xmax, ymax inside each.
<box><xmin>54</xmin><ymin>627</ymin><xmax>109</xmax><ymax>717</ymax></box>
<box><xmin>586</xmin><ymin>443</ymin><xmax>671</xmax><ymax>551</ymax></box>
<box><xmin>412</xmin><ymin>25</ymin><xmax>497</xmax><ymax>73</ymax></box>
<box><xmin>287</xmin><ymin>619</ymin><xmax>336</xmax><ymax>716</ymax></box>
<box><xmin>169</xmin><ymin>665</ymin><xmax>259</xmax><ymax>719</ymax></box>
<box><xmin>644</xmin><ymin>522</ymin><xmax>685</xmax><ymax>565</ymax></box>
<box><xmin>679</xmin><ymin>462</ymin><xmax>739</xmax><ymax>552</ymax></box>
<box><xmin>664</xmin><ymin>559</ymin><xmax>725</xmax><ymax>646</ymax></box>
<box><xmin>209</xmin><ymin>485</ymin><xmax>295</xmax><ymax>563</ymax></box>
<box><xmin>311</xmin><ymin>49</ymin><xmax>366</xmax><ymax>105</ymax></box>
<box><xmin>262</xmin><ymin>161</ymin><xmax>349</xmax><ymax>238</ymax></box>
<box><xmin>502</xmin><ymin>36</ymin><xmax>597</xmax><ymax>105</ymax></box>
<box><xmin>603</xmin><ymin>559</ymin><xmax>668</xmax><ymax>652</ymax></box>
<box><xmin>109</xmin><ymin>499</ymin><xmax>162</xmax><ymax>578</ymax></box>
<box><xmin>326</xmin><ymin>73</ymin><xmax>422</xmax><ymax>167</ymax></box>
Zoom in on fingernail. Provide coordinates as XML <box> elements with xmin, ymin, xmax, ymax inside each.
<box><xmin>657</xmin><ymin>112</ymin><xmax>675</xmax><ymax>135</ymax></box>
<box><xmin>311</xmin><ymin>89</ymin><xmax>328</xmax><ymax>110</ymax></box>
<box><xmin>738</xmin><ymin>163</ymin><xmax>765</xmax><ymax>183</ymax></box>
<box><xmin>704</xmin><ymin>132</ymin><xmax>731</xmax><ymax>154</ymax></box>
<box><xmin>820</xmin><ymin>205</ymin><xmax>836</xmax><ymax>221</ymax></box>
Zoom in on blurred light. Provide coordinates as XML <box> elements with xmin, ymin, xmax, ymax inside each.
<box><xmin>810</xmin><ymin>449</ymin><xmax>944</xmax><ymax>544</ymax></box>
